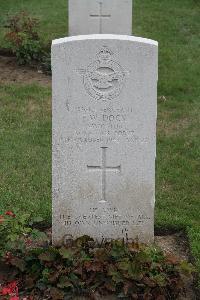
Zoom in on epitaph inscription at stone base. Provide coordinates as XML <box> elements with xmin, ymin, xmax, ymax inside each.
<box><xmin>52</xmin><ymin>35</ymin><xmax>158</xmax><ymax>245</ymax></box>
<box><xmin>68</xmin><ymin>0</ymin><xmax>133</xmax><ymax>36</ymax></box>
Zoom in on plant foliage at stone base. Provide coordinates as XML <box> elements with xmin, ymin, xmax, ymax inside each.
<box><xmin>0</xmin><ymin>212</ymin><xmax>196</xmax><ymax>299</ymax></box>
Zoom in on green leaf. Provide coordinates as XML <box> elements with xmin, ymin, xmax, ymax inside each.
<box><xmin>49</xmin><ymin>287</ymin><xmax>65</xmax><ymax>300</ymax></box>
<box><xmin>36</xmin><ymin>280</ymin><xmax>47</xmax><ymax>291</ymax></box>
<box><xmin>59</xmin><ymin>247</ymin><xmax>73</xmax><ymax>260</ymax></box>
<box><xmin>29</xmin><ymin>216</ymin><xmax>44</xmax><ymax>226</ymax></box>
<box><xmin>135</xmin><ymin>250</ymin><xmax>152</xmax><ymax>264</ymax></box>
<box><xmin>127</xmin><ymin>262</ymin><xmax>142</xmax><ymax>281</ymax></box>
<box><xmin>179</xmin><ymin>261</ymin><xmax>196</xmax><ymax>275</ymax></box>
<box><xmin>108</xmin><ymin>265</ymin><xmax>123</xmax><ymax>283</ymax></box>
<box><xmin>110</xmin><ymin>240</ymin><xmax>127</xmax><ymax>259</ymax></box>
<box><xmin>38</xmin><ymin>250</ymin><xmax>57</xmax><ymax>262</ymax></box>
<box><xmin>150</xmin><ymin>274</ymin><xmax>167</xmax><ymax>287</ymax></box>
<box><xmin>31</xmin><ymin>229</ymin><xmax>48</xmax><ymax>242</ymax></box>
<box><xmin>42</xmin><ymin>267</ymin><xmax>50</xmax><ymax>279</ymax></box>
<box><xmin>10</xmin><ymin>257</ymin><xmax>26</xmax><ymax>272</ymax></box>
<box><xmin>57</xmin><ymin>276</ymin><xmax>73</xmax><ymax>289</ymax></box>
<box><xmin>117</xmin><ymin>258</ymin><xmax>130</xmax><ymax>271</ymax></box>
<box><xmin>68</xmin><ymin>272</ymin><xmax>79</xmax><ymax>283</ymax></box>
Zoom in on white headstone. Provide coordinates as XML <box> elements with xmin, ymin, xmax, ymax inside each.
<box><xmin>68</xmin><ymin>0</ymin><xmax>133</xmax><ymax>36</ymax></box>
<box><xmin>52</xmin><ymin>35</ymin><xmax>158</xmax><ymax>245</ymax></box>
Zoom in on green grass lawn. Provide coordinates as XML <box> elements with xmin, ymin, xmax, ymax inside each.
<box><xmin>0</xmin><ymin>85</ymin><xmax>52</xmax><ymax>219</ymax></box>
<box><xmin>0</xmin><ymin>0</ymin><xmax>200</xmax><ymax>278</ymax></box>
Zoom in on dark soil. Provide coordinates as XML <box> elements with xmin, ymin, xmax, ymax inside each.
<box><xmin>155</xmin><ymin>233</ymin><xmax>197</xmax><ymax>300</ymax></box>
<box><xmin>0</xmin><ymin>55</ymin><xmax>51</xmax><ymax>86</ymax></box>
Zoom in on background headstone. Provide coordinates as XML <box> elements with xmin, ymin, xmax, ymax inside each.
<box><xmin>68</xmin><ymin>0</ymin><xmax>133</xmax><ymax>36</ymax></box>
<box><xmin>52</xmin><ymin>35</ymin><xmax>158</xmax><ymax>245</ymax></box>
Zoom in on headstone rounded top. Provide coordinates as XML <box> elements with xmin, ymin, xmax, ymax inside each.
<box><xmin>52</xmin><ymin>34</ymin><xmax>158</xmax><ymax>47</ymax></box>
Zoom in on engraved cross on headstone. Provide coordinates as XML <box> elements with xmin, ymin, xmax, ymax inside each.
<box><xmin>87</xmin><ymin>147</ymin><xmax>121</xmax><ymax>203</ymax></box>
<box><xmin>90</xmin><ymin>1</ymin><xmax>111</xmax><ymax>34</ymax></box>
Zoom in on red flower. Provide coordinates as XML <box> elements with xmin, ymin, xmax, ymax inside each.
<box><xmin>1</xmin><ymin>286</ymin><xmax>11</xmax><ymax>295</ymax></box>
<box><xmin>0</xmin><ymin>281</ymin><xmax>19</xmax><ymax>299</ymax></box>
<box><xmin>5</xmin><ymin>211</ymin><xmax>16</xmax><ymax>218</ymax></box>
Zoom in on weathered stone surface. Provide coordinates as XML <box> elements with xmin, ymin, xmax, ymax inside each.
<box><xmin>52</xmin><ymin>35</ymin><xmax>158</xmax><ymax>245</ymax></box>
<box><xmin>68</xmin><ymin>0</ymin><xmax>133</xmax><ymax>35</ymax></box>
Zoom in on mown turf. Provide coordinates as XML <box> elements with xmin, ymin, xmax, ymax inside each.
<box><xmin>0</xmin><ymin>0</ymin><xmax>200</xmax><ymax>279</ymax></box>
<box><xmin>0</xmin><ymin>84</ymin><xmax>52</xmax><ymax>220</ymax></box>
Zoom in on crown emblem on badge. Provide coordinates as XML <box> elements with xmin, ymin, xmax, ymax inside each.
<box><xmin>97</xmin><ymin>46</ymin><xmax>113</xmax><ymax>61</ymax></box>
<box><xmin>78</xmin><ymin>46</ymin><xmax>126</xmax><ymax>101</ymax></box>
